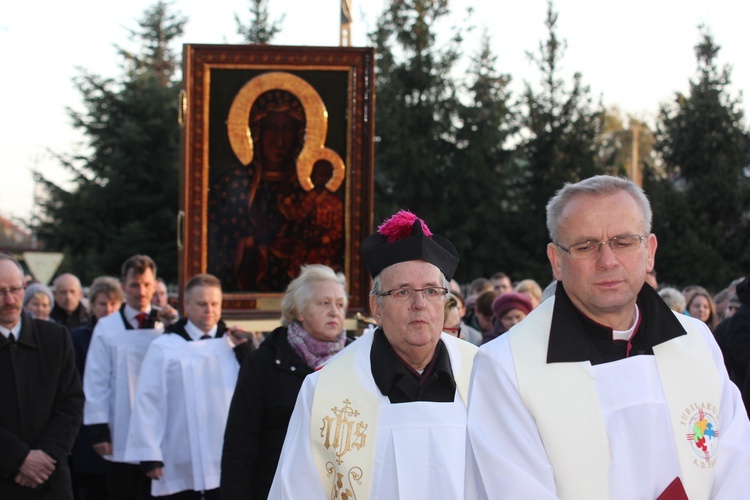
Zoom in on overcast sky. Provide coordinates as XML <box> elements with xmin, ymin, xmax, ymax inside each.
<box><xmin>1</xmin><ymin>0</ymin><xmax>747</xmax><ymax>222</ymax></box>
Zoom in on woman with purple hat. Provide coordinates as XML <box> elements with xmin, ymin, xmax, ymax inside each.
<box><xmin>481</xmin><ymin>292</ymin><xmax>533</xmax><ymax>344</ymax></box>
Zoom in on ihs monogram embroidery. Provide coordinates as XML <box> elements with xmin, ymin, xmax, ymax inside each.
<box><xmin>320</xmin><ymin>399</ymin><xmax>368</xmax><ymax>498</ymax></box>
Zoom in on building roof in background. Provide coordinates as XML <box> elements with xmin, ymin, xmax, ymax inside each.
<box><xmin>0</xmin><ymin>214</ymin><xmax>35</xmax><ymax>251</ymax></box>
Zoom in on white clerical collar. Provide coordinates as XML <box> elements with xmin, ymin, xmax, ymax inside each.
<box><xmin>185</xmin><ymin>320</ymin><xmax>217</xmax><ymax>341</ymax></box>
<box><xmin>0</xmin><ymin>318</ymin><xmax>22</xmax><ymax>341</ymax></box>
<box><xmin>612</xmin><ymin>305</ymin><xmax>640</xmax><ymax>342</ymax></box>
<box><xmin>124</xmin><ymin>303</ymin><xmax>151</xmax><ymax>328</ymax></box>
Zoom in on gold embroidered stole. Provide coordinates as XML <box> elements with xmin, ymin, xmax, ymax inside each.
<box><xmin>510</xmin><ymin>299</ymin><xmax>720</xmax><ymax>500</ymax></box>
<box><xmin>310</xmin><ymin>332</ymin><xmax>476</xmax><ymax>499</ymax></box>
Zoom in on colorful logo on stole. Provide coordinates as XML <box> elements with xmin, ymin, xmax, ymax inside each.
<box><xmin>684</xmin><ymin>404</ymin><xmax>719</xmax><ymax>467</ymax></box>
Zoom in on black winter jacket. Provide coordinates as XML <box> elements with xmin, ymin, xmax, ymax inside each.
<box><xmin>0</xmin><ymin>313</ymin><xmax>84</xmax><ymax>499</ymax></box>
<box><xmin>725</xmin><ymin>277</ymin><xmax>750</xmax><ymax>415</ymax></box>
<box><xmin>220</xmin><ymin>327</ymin><xmax>313</xmax><ymax>500</ymax></box>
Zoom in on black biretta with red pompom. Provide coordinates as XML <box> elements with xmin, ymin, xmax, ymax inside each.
<box><xmin>360</xmin><ymin>210</ymin><xmax>460</xmax><ymax>280</ymax></box>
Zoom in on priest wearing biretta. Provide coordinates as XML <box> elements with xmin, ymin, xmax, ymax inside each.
<box><xmin>268</xmin><ymin>210</ymin><xmax>477</xmax><ymax>499</ymax></box>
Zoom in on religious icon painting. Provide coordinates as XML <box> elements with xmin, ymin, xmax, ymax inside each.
<box><xmin>179</xmin><ymin>45</ymin><xmax>375</xmax><ymax>320</ymax></box>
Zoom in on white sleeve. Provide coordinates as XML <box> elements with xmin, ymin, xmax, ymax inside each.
<box><xmin>464</xmin><ymin>338</ymin><xmax>559</xmax><ymax>500</ymax></box>
<box><xmin>124</xmin><ymin>341</ymin><xmax>169</xmax><ymax>462</ymax></box>
<box><xmin>268</xmin><ymin>373</ymin><xmax>326</xmax><ymax>500</ymax></box>
<box><xmin>83</xmin><ymin>323</ymin><xmax>113</xmax><ymax>425</ymax></box>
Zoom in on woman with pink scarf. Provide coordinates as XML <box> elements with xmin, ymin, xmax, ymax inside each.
<box><xmin>221</xmin><ymin>264</ymin><xmax>353</xmax><ymax>500</ymax></box>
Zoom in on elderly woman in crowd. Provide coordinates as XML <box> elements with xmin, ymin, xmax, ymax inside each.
<box><xmin>23</xmin><ymin>282</ymin><xmax>54</xmax><ymax>321</ymax></box>
<box><xmin>482</xmin><ymin>292</ymin><xmax>533</xmax><ymax>345</ymax></box>
<box><xmin>221</xmin><ymin>264</ymin><xmax>353</xmax><ymax>500</ymax></box>
<box><xmin>686</xmin><ymin>288</ymin><xmax>718</xmax><ymax>331</ymax></box>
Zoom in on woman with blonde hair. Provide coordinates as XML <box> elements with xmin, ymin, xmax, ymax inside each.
<box><xmin>222</xmin><ymin>264</ymin><xmax>353</xmax><ymax>500</ymax></box>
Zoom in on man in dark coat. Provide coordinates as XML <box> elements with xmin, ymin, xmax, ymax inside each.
<box><xmin>0</xmin><ymin>253</ymin><xmax>85</xmax><ymax>499</ymax></box>
<box><xmin>723</xmin><ymin>276</ymin><xmax>750</xmax><ymax>414</ymax></box>
<box><xmin>50</xmin><ymin>273</ymin><xmax>90</xmax><ymax>330</ymax></box>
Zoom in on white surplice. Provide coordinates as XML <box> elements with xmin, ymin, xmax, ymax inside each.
<box><xmin>268</xmin><ymin>331</ymin><xmax>472</xmax><ymax>500</ymax></box>
<box><xmin>83</xmin><ymin>311</ymin><xmax>161</xmax><ymax>462</ymax></box>
<box><xmin>464</xmin><ymin>305</ymin><xmax>750</xmax><ymax>500</ymax></box>
<box><xmin>124</xmin><ymin>334</ymin><xmax>239</xmax><ymax>496</ymax></box>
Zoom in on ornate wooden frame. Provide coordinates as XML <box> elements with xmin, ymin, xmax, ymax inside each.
<box><xmin>178</xmin><ymin>45</ymin><xmax>375</xmax><ymax>319</ymax></box>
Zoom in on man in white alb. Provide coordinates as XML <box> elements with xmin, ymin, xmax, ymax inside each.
<box><xmin>125</xmin><ymin>273</ymin><xmax>253</xmax><ymax>499</ymax></box>
<box><xmin>269</xmin><ymin>210</ymin><xmax>477</xmax><ymax>499</ymax></box>
<box><xmin>465</xmin><ymin>175</ymin><xmax>750</xmax><ymax>499</ymax></box>
<box><xmin>83</xmin><ymin>254</ymin><xmax>167</xmax><ymax>499</ymax></box>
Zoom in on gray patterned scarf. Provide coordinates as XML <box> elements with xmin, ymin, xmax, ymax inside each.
<box><xmin>287</xmin><ymin>320</ymin><xmax>347</xmax><ymax>370</ymax></box>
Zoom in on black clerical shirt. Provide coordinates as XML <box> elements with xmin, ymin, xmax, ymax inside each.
<box><xmin>370</xmin><ymin>327</ymin><xmax>457</xmax><ymax>403</ymax></box>
<box><xmin>547</xmin><ymin>282</ymin><xmax>688</xmax><ymax>366</ymax></box>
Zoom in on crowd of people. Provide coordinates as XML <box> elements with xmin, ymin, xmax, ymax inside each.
<box><xmin>2</xmin><ymin>174</ymin><xmax>750</xmax><ymax>499</ymax></box>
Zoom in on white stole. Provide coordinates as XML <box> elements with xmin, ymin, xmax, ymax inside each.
<box><xmin>509</xmin><ymin>298</ymin><xmax>719</xmax><ymax>500</ymax></box>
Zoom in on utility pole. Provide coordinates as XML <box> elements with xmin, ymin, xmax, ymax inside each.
<box><xmin>629</xmin><ymin>123</ymin><xmax>642</xmax><ymax>186</ymax></box>
<box><xmin>340</xmin><ymin>0</ymin><xmax>352</xmax><ymax>46</ymax></box>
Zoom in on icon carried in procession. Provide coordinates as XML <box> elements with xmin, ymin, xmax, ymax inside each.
<box><xmin>178</xmin><ymin>44</ymin><xmax>375</xmax><ymax>319</ymax></box>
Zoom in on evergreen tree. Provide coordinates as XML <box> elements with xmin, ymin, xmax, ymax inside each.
<box><xmin>235</xmin><ymin>0</ymin><xmax>283</xmax><ymax>44</ymax></box>
<box><xmin>650</xmin><ymin>27</ymin><xmax>750</xmax><ymax>290</ymax></box>
<box><xmin>516</xmin><ymin>0</ymin><xmax>604</xmax><ymax>282</ymax></box>
<box><xmin>447</xmin><ymin>31</ymin><xmax>519</xmax><ymax>281</ymax></box>
<box><xmin>370</xmin><ymin>1</ymin><xmax>524</xmax><ymax>282</ymax></box>
<box><xmin>370</xmin><ymin>0</ymin><xmax>463</xmax><ymax>224</ymax></box>
<box><xmin>33</xmin><ymin>1</ymin><xmax>186</xmax><ymax>282</ymax></box>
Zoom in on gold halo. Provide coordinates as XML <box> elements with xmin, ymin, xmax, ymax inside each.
<box><xmin>226</xmin><ymin>72</ymin><xmax>346</xmax><ymax>192</ymax></box>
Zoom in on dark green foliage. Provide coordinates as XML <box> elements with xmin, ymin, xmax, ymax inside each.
<box><xmin>33</xmin><ymin>1</ymin><xmax>185</xmax><ymax>283</ymax></box>
<box><xmin>30</xmin><ymin>1</ymin><xmax>750</xmax><ymax>292</ymax></box>
<box><xmin>501</xmin><ymin>1</ymin><xmax>604</xmax><ymax>283</ymax></box>
<box><xmin>371</xmin><ymin>0</ymin><xmax>462</xmax><ymax>221</ymax></box>
<box><xmin>652</xmin><ymin>27</ymin><xmax>750</xmax><ymax>290</ymax></box>
<box><xmin>371</xmin><ymin>0</ymin><xmax>606</xmax><ymax>285</ymax></box>
<box><xmin>236</xmin><ymin>0</ymin><xmax>283</xmax><ymax>44</ymax></box>
<box><xmin>445</xmin><ymin>32</ymin><xmax>520</xmax><ymax>281</ymax></box>
<box><xmin>370</xmin><ymin>1</ymin><xmax>521</xmax><ymax>282</ymax></box>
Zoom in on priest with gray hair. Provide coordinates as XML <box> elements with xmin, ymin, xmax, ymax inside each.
<box><xmin>269</xmin><ymin>210</ymin><xmax>477</xmax><ymax>499</ymax></box>
<box><xmin>465</xmin><ymin>175</ymin><xmax>750</xmax><ymax>499</ymax></box>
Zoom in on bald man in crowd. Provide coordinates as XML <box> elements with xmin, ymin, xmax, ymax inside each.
<box><xmin>51</xmin><ymin>273</ymin><xmax>90</xmax><ymax>330</ymax></box>
<box><xmin>0</xmin><ymin>253</ymin><xmax>84</xmax><ymax>498</ymax></box>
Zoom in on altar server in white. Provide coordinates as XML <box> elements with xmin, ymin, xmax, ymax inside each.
<box><xmin>125</xmin><ymin>273</ymin><xmax>253</xmax><ymax>499</ymax></box>
<box><xmin>269</xmin><ymin>210</ymin><xmax>477</xmax><ymax>499</ymax></box>
<box><xmin>83</xmin><ymin>254</ymin><xmax>164</xmax><ymax>499</ymax></box>
<box><xmin>465</xmin><ymin>175</ymin><xmax>750</xmax><ymax>499</ymax></box>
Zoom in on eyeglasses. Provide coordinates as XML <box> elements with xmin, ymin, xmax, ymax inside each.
<box><xmin>0</xmin><ymin>285</ymin><xmax>25</xmax><ymax>298</ymax></box>
<box><xmin>555</xmin><ymin>234</ymin><xmax>646</xmax><ymax>259</ymax></box>
<box><xmin>379</xmin><ymin>287</ymin><xmax>449</xmax><ymax>303</ymax></box>
<box><xmin>443</xmin><ymin>325</ymin><xmax>461</xmax><ymax>334</ymax></box>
